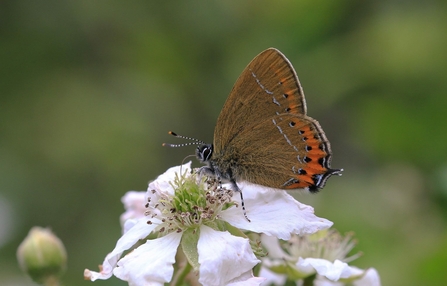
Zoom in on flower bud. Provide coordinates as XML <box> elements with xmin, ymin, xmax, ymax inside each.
<box><xmin>17</xmin><ymin>227</ymin><xmax>67</xmax><ymax>284</ymax></box>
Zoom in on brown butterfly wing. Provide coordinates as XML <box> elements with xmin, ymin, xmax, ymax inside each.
<box><xmin>213</xmin><ymin>48</ymin><xmax>306</xmax><ymax>153</ymax></box>
<box><xmin>211</xmin><ymin>48</ymin><xmax>341</xmax><ymax>191</ymax></box>
<box><xmin>223</xmin><ymin>113</ymin><xmax>339</xmax><ymax>191</ymax></box>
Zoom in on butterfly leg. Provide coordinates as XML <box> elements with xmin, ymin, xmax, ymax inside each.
<box><xmin>199</xmin><ymin>165</ymin><xmax>251</xmax><ymax>222</ymax></box>
<box><xmin>197</xmin><ymin>166</ymin><xmax>214</xmax><ymax>182</ymax></box>
<box><xmin>198</xmin><ymin>165</ymin><xmax>225</xmax><ymax>191</ymax></box>
<box><xmin>230</xmin><ymin>179</ymin><xmax>251</xmax><ymax>222</ymax></box>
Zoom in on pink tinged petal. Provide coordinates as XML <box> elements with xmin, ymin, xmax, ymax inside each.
<box><xmin>120</xmin><ymin>191</ymin><xmax>147</xmax><ymax>226</ymax></box>
<box><xmin>297</xmin><ymin>258</ymin><xmax>360</xmax><ymax>281</ymax></box>
<box><xmin>221</xmin><ymin>182</ymin><xmax>333</xmax><ymax>240</ymax></box>
<box><xmin>113</xmin><ymin>232</ymin><xmax>182</xmax><ymax>285</ymax></box>
<box><xmin>197</xmin><ymin>225</ymin><xmax>261</xmax><ymax>286</ymax></box>
<box><xmin>84</xmin><ymin>218</ymin><xmax>158</xmax><ymax>281</ymax></box>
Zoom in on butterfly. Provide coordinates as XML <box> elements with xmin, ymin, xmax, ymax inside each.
<box><xmin>166</xmin><ymin>48</ymin><xmax>342</xmax><ymax>215</ymax></box>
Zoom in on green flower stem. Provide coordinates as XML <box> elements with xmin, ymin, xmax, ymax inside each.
<box><xmin>172</xmin><ymin>260</ymin><xmax>192</xmax><ymax>286</ymax></box>
<box><xmin>302</xmin><ymin>273</ymin><xmax>317</xmax><ymax>286</ymax></box>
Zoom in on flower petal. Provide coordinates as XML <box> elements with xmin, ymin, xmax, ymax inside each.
<box><xmin>120</xmin><ymin>191</ymin><xmax>147</xmax><ymax>228</ymax></box>
<box><xmin>259</xmin><ymin>267</ymin><xmax>287</xmax><ymax>286</ymax></box>
<box><xmin>313</xmin><ymin>267</ymin><xmax>381</xmax><ymax>286</ymax></box>
<box><xmin>260</xmin><ymin>234</ymin><xmax>289</xmax><ymax>259</ymax></box>
<box><xmin>353</xmin><ymin>267</ymin><xmax>381</xmax><ymax>286</ymax></box>
<box><xmin>297</xmin><ymin>257</ymin><xmax>361</xmax><ymax>281</ymax></box>
<box><xmin>221</xmin><ymin>182</ymin><xmax>332</xmax><ymax>240</ymax></box>
<box><xmin>84</xmin><ymin>217</ymin><xmax>158</xmax><ymax>281</ymax></box>
<box><xmin>227</xmin><ymin>270</ymin><xmax>266</xmax><ymax>286</ymax></box>
<box><xmin>148</xmin><ymin>162</ymin><xmax>191</xmax><ymax>197</ymax></box>
<box><xmin>197</xmin><ymin>225</ymin><xmax>260</xmax><ymax>286</ymax></box>
<box><xmin>113</xmin><ymin>232</ymin><xmax>182</xmax><ymax>285</ymax></box>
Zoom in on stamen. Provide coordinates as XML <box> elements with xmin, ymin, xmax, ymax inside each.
<box><xmin>143</xmin><ymin>170</ymin><xmax>237</xmax><ymax>235</ymax></box>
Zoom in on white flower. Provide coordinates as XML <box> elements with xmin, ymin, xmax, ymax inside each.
<box><xmin>260</xmin><ymin>230</ymin><xmax>381</xmax><ymax>286</ymax></box>
<box><xmin>221</xmin><ymin>181</ymin><xmax>333</xmax><ymax>240</ymax></box>
<box><xmin>84</xmin><ymin>163</ymin><xmax>332</xmax><ymax>285</ymax></box>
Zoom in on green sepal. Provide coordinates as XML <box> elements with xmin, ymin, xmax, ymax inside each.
<box><xmin>180</xmin><ymin>228</ymin><xmax>200</xmax><ymax>271</ymax></box>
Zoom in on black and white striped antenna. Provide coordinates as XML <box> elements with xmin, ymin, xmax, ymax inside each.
<box><xmin>162</xmin><ymin>131</ymin><xmax>206</xmax><ymax>148</ymax></box>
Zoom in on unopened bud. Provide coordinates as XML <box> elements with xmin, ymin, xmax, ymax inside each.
<box><xmin>17</xmin><ymin>227</ymin><xmax>67</xmax><ymax>284</ymax></box>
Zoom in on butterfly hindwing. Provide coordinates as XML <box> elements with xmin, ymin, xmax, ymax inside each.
<box><xmin>214</xmin><ymin>113</ymin><xmax>335</xmax><ymax>191</ymax></box>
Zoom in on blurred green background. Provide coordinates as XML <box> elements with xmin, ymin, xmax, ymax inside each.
<box><xmin>1</xmin><ymin>1</ymin><xmax>447</xmax><ymax>285</ymax></box>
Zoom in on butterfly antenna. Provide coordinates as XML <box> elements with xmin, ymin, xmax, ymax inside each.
<box><xmin>162</xmin><ymin>131</ymin><xmax>206</xmax><ymax>148</ymax></box>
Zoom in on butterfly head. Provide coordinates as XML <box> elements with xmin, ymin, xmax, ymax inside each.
<box><xmin>196</xmin><ymin>144</ymin><xmax>213</xmax><ymax>163</ymax></box>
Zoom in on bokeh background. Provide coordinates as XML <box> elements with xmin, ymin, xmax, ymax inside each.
<box><xmin>1</xmin><ymin>1</ymin><xmax>447</xmax><ymax>285</ymax></box>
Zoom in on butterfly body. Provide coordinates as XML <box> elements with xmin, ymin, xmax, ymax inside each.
<box><xmin>196</xmin><ymin>48</ymin><xmax>342</xmax><ymax>193</ymax></box>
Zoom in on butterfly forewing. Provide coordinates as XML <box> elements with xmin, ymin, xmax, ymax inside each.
<box><xmin>213</xmin><ymin>48</ymin><xmax>306</xmax><ymax>153</ymax></box>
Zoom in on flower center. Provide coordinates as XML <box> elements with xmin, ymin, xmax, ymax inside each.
<box><xmin>286</xmin><ymin>229</ymin><xmax>360</xmax><ymax>263</ymax></box>
<box><xmin>145</xmin><ymin>171</ymin><xmax>235</xmax><ymax>235</ymax></box>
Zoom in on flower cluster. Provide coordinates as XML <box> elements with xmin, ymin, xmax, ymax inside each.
<box><xmin>84</xmin><ymin>163</ymin><xmax>380</xmax><ymax>286</ymax></box>
<box><xmin>260</xmin><ymin>230</ymin><xmax>380</xmax><ymax>285</ymax></box>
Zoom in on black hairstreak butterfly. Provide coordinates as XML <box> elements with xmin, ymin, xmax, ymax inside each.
<box><xmin>166</xmin><ymin>48</ymin><xmax>343</xmax><ymax>217</ymax></box>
